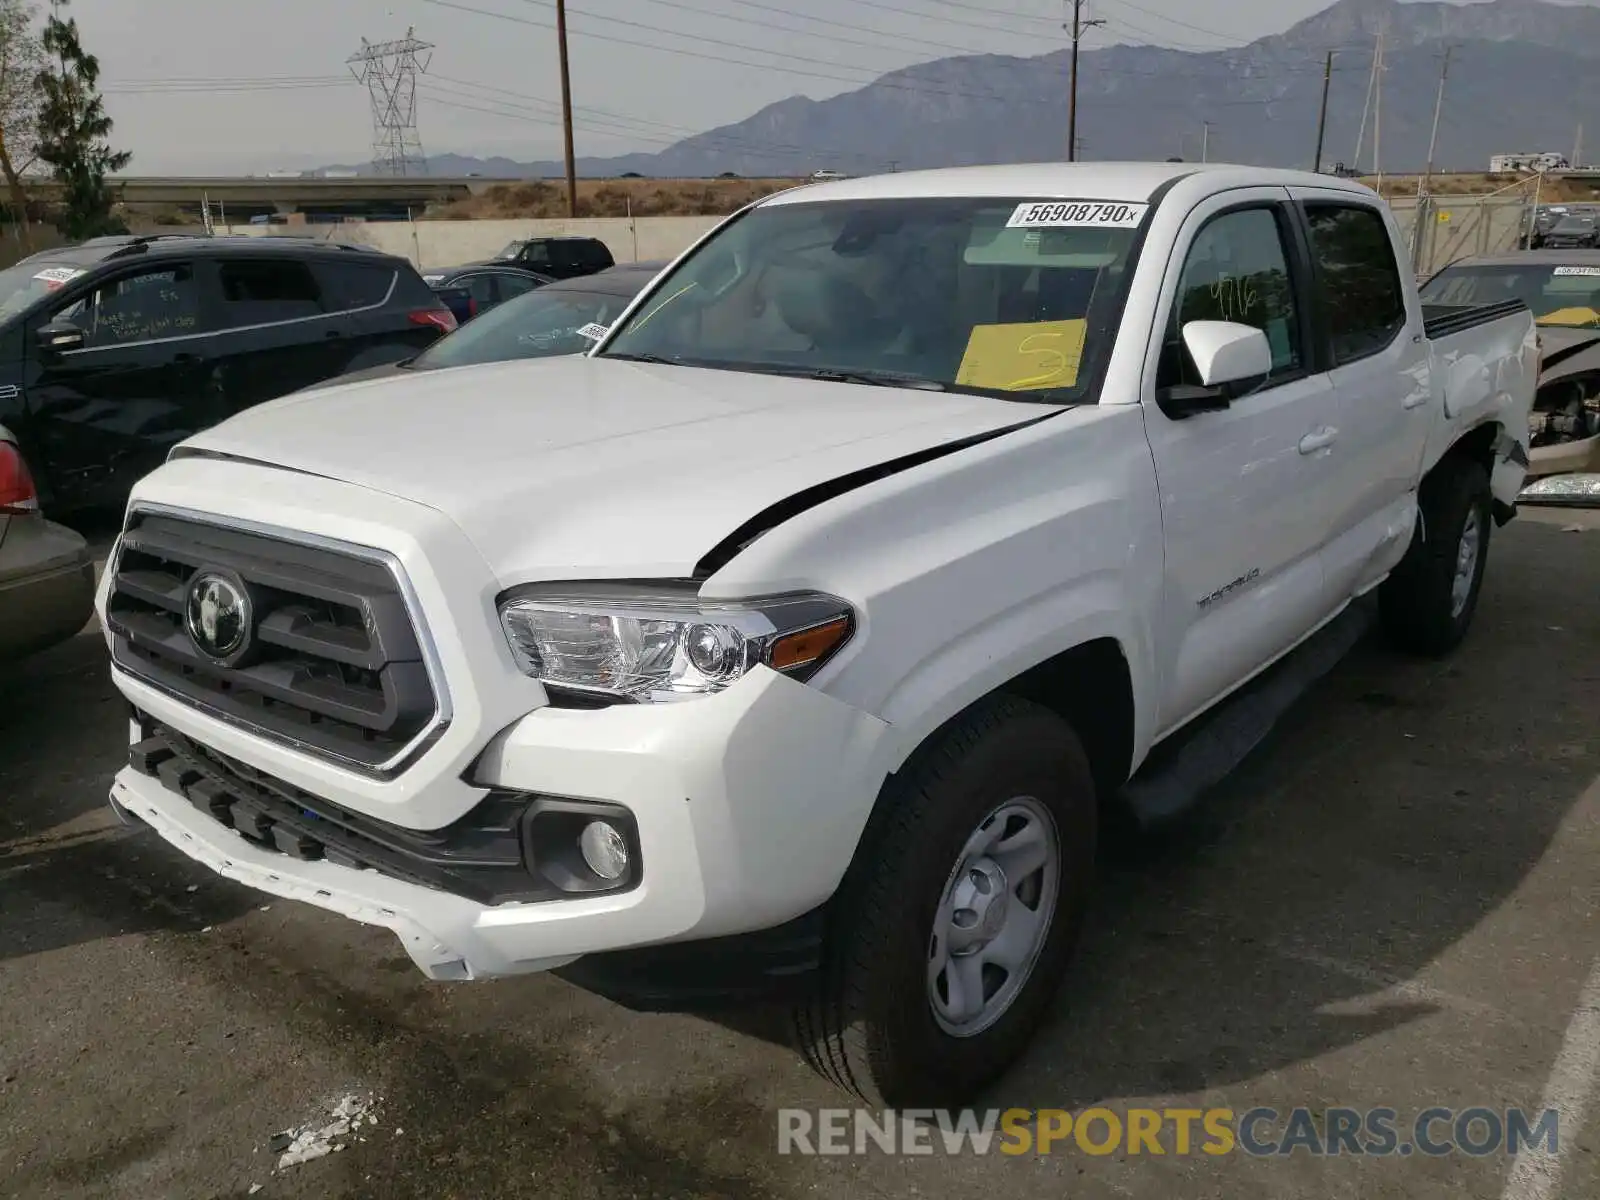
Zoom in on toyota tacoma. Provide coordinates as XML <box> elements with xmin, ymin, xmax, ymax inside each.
<box><xmin>97</xmin><ymin>163</ymin><xmax>1536</xmax><ymax>1107</ymax></box>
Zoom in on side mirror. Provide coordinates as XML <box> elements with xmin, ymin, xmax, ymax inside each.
<box><xmin>1157</xmin><ymin>320</ymin><xmax>1273</xmax><ymax>419</ymax></box>
<box><xmin>1184</xmin><ymin>320</ymin><xmax>1272</xmax><ymax>387</ymax></box>
<box><xmin>36</xmin><ymin>319</ymin><xmax>84</xmax><ymax>355</ymax></box>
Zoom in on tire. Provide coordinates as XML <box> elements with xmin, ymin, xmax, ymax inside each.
<box><xmin>794</xmin><ymin>693</ymin><xmax>1097</xmax><ymax>1107</ymax></box>
<box><xmin>1379</xmin><ymin>454</ymin><xmax>1492</xmax><ymax>657</ymax></box>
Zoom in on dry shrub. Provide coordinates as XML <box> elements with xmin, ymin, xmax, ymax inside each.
<box><xmin>427</xmin><ymin>176</ymin><xmax>804</xmax><ymax>220</ymax></box>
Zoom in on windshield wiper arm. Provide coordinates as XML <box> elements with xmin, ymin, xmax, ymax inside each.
<box><xmin>601</xmin><ymin>351</ymin><xmax>675</xmax><ymax>364</ymax></box>
<box><xmin>804</xmin><ymin>367</ymin><xmax>1069</xmax><ymax>404</ymax></box>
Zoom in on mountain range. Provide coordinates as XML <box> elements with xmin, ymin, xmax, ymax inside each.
<box><xmin>323</xmin><ymin>0</ymin><xmax>1600</xmax><ymax>178</ymax></box>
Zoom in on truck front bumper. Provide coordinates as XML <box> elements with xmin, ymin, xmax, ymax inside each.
<box><xmin>110</xmin><ymin>663</ymin><xmax>894</xmax><ymax>982</ymax></box>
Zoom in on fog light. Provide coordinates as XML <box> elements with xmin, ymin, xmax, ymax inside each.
<box><xmin>579</xmin><ymin>820</ymin><xmax>629</xmax><ymax>881</ymax></box>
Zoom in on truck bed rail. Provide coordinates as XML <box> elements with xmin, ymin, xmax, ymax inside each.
<box><xmin>1422</xmin><ymin>299</ymin><xmax>1529</xmax><ymax>340</ymax></box>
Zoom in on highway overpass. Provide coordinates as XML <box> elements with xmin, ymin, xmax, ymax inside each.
<box><xmin>59</xmin><ymin>175</ymin><xmax>521</xmax><ymax>220</ymax></box>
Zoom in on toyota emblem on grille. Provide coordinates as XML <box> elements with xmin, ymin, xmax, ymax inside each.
<box><xmin>185</xmin><ymin>572</ymin><xmax>251</xmax><ymax>660</ymax></box>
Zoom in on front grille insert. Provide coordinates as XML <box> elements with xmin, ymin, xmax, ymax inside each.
<box><xmin>129</xmin><ymin>714</ymin><xmax>548</xmax><ymax>904</ymax></box>
<box><xmin>106</xmin><ymin>512</ymin><xmax>444</xmax><ymax>774</ymax></box>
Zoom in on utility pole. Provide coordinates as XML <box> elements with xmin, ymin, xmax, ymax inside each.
<box><xmin>1354</xmin><ymin>33</ymin><xmax>1379</xmax><ymax>172</ymax></box>
<box><xmin>1373</xmin><ymin>32</ymin><xmax>1385</xmax><ymax>190</ymax></box>
<box><xmin>1201</xmin><ymin>122</ymin><xmax>1212</xmax><ymax>163</ymax></box>
<box><xmin>347</xmin><ymin>28</ymin><xmax>433</xmax><ymax>176</ymax></box>
<box><xmin>1413</xmin><ymin>44</ymin><xmax>1452</xmax><ymax>273</ymax></box>
<box><xmin>556</xmin><ymin>0</ymin><xmax>578</xmax><ymax>217</ymax></box>
<box><xmin>1066</xmin><ymin>0</ymin><xmax>1105</xmax><ymax>162</ymax></box>
<box><xmin>1312</xmin><ymin>49</ymin><xmax>1333</xmax><ymax>172</ymax></box>
<box><xmin>1420</xmin><ymin>44</ymin><xmax>1452</xmax><ymax>198</ymax></box>
<box><xmin>1574</xmin><ymin>123</ymin><xmax>1584</xmax><ymax>169</ymax></box>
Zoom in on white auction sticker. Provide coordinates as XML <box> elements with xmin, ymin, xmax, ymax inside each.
<box><xmin>33</xmin><ymin>266</ymin><xmax>83</xmax><ymax>283</ymax></box>
<box><xmin>1006</xmin><ymin>200</ymin><xmax>1148</xmax><ymax>229</ymax></box>
<box><xmin>1553</xmin><ymin>265</ymin><xmax>1600</xmax><ymax>276</ymax></box>
<box><xmin>575</xmin><ymin>322</ymin><xmax>609</xmax><ymax>341</ymax></box>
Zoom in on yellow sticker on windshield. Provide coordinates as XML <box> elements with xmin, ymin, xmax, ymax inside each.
<box><xmin>956</xmin><ymin>320</ymin><xmax>1087</xmax><ymax>391</ymax></box>
<box><xmin>1539</xmin><ymin>306</ymin><xmax>1600</xmax><ymax>327</ymax></box>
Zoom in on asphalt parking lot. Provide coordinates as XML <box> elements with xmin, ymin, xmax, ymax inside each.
<box><xmin>2</xmin><ymin>508</ymin><xmax>1597</xmax><ymax>1200</ymax></box>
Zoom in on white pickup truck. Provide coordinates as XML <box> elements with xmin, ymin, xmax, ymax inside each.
<box><xmin>98</xmin><ymin>163</ymin><xmax>1536</xmax><ymax>1107</ymax></box>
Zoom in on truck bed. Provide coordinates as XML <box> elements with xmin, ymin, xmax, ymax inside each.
<box><xmin>1422</xmin><ymin>299</ymin><xmax>1529</xmax><ymax>340</ymax></box>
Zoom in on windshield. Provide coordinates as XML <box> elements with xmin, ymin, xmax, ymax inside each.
<box><xmin>496</xmin><ymin>241</ymin><xmax>526</xmax><ymax>261</ymax></box>
<box><xmin>1551</xmin><ymin>216</ymin><xmax>1595</xmax><ymax>234</ymax></box>
<box><xmin>414</xmin><ymin>285</ymin><xmax>641</xmax><ymax>369</ymax></box>
<box><xmin>596</xmin><ymin>195</ymin><xmax>1147</xmax><ymax>401</ymax></box>
<box><xmin>1420</xmin><ymin>262</ymin><xmax>1600</xmax><ymax>327</ymax></box>
<box><xmin>0</xmin><ymin>260</ymin><xmax>89</xmax><ymax>321</ymax></box>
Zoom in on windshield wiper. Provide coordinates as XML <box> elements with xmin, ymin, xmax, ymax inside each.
<box><xmin>759</xmin><ymin>364</ymin><xmax>1069</xmax><ymax>404</ymax></box>
<box><xmin>600</xmin><ymin>355</ymin><xmax>1074</xmax><ymax>403</ymax></box>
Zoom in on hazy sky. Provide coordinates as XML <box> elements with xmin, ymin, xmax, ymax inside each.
<box><xmin>66</xmin><ymin>0</ymin><xmax>1587</xmax><ymax>173</ymax></box>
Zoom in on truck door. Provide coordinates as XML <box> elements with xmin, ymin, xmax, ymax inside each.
<box><xmin>1287</xmin><ymin>189</ymin><xmax>1431</xmax><ymax>602</ymax></box>
<box><xmin>1139</xmin><ymin>188</ymin><xmax>1342</xmax><ymax>735</ymax></box>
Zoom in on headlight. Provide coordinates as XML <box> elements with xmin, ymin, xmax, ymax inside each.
<box><xmin>498</xmin><ymin>583</ymin><xmax>855</xmax><ymax>703</ymax></box>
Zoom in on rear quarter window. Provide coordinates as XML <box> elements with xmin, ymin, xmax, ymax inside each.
<box><xmin>311</xmin><ymin>260</ymin><xmax>400</xmax><ymax>311</ymax></box>
<box><xmin>215</xmin><ymin>258</ymin><xmax>324</xmax><ymax>325</ymax></box>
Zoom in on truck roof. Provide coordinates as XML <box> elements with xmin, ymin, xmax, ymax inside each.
<box><xmin>761</xmin><ymin>161</ymin><xmax>1377</xmax><ymax>206</ymax></box>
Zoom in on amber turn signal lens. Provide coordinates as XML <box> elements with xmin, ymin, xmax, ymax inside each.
<box><xmin>769</xmin><ymin>616</ymin><xmax>851</xmax><ymax>672</ymax></box>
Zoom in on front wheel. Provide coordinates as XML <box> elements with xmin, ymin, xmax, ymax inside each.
<box><xmin>794</xmin><ymin>694</ymin><xmax>1097</xmax><ymax>1107</ymax></box>
<box><xmin>1379</xmin><ymin>455</ymin><xmax>1492</xmax><ymax>656</ymax></box>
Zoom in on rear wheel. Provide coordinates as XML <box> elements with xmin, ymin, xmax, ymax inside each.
<box><xmin>794</xmin><ymin>694</ymin><xmax>1096</xmax><ymax>1107</ymax></box>
<box><xmin>1379</xmin><ymin>455</ymin><xmax>1492</xmax><ymax>656</ymax></box>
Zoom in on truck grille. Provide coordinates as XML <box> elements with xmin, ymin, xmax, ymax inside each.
<box><xmin>106</xmin><ymin>511</ymin><xmax>445</xmax><ymax>776</ymax></box>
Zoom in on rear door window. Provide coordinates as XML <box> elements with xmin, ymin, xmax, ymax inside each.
<box><xmin>498</xmin><ymin>272</ymin><xmax>541</xmax><ymax>300</ymax></box>
<box><xmin>461</xmin><ymin>273</ymin><xmax>498</xmax><ymax>307</ymax></box>
<box><xmin>215</xmin><ymin>258</ymin><xmax>324</xmax><ymax>326</ymax></box>
<box><xmin>1302</xmin><ymin>203</ymin><xmax>1408</xmax><ymax>365</ymax></box>
<box><xmin>310</xmin><ymin>260</ymin><xmax>396</xmax><ymax>312</ymax></box>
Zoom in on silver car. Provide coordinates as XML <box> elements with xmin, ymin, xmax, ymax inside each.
<box><xmin>0</xmin><ymin>424</ymin><xmax>95</xmax><ymax>661</ymax></box>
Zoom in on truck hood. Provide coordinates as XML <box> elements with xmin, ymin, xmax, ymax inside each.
<box><xmin>175</xmin><ymin>356</ymin><xmax>1057</xmax><ymax>582</ymax></box>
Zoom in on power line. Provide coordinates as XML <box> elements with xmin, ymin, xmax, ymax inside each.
<box><xmin>512</xmin><ymin>0</ymin><xmax>1023</xmax><ymax>76</ymax></box>
<box><xmin>430</xmin><ymin>0</ymin><xmax>1332</xmax><ymax>100</ymax></box>
<box><xmin>424</xmin><ymin>0</ymin><xmax>1053</xmax><ymax>106</ymax></box>
<box><xmin>1097</xmin><ymin>0</ymin><xmax>1243</xmax><ymax>43</ymax></box>
<box><xmin>421</xmin><ymin>77</ymin><xmax>888</xmax><ymax>164</ymax></box>
<box><xmin>632</xmin><ymin>0</ymin><xmax>989</xmax><ymax>61</ymax></box>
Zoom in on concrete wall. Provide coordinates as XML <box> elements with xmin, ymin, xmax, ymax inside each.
<box><xmin>215</xmin><ymin>216</ymin><xmax>726</xmax><ymax>268</ymax></box>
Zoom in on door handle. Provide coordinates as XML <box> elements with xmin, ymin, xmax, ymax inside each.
<box><xmin>1298</xmin><ymin>426</ymin><xmax>1338</xmax><ymax>454</ymax></box>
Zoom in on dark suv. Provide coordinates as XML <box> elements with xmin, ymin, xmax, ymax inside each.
<box><xmin>0</xmin><ymin>234</ymin><xmax>456</xmax><ymax>514</ymax></box>
<box><xmin>459</xmin><ymin>235</ymin><xmax>615</xmax><ymax>280</ymax></box>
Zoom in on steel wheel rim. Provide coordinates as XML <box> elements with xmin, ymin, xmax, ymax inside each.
<box><xmin>1451</xmin><ymin>505</ymin><xmax>1482</xmax><ymax>618</ymax></box>
<box><xmin>927</xmin><ymin>795</ymin><xmax>1060</xmax><ymax>1038</ymax></box>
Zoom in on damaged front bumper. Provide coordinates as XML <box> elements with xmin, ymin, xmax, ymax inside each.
<box><xmin>110</xmin><ymin>662</ymin><xmax>894</xmax><ymax>982</ymax></box>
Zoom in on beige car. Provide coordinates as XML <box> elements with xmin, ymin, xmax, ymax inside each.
<box><xmin>0</xmin><ymin>425</ymin><xmax>95</xmax><ymax>661</ymax></box>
